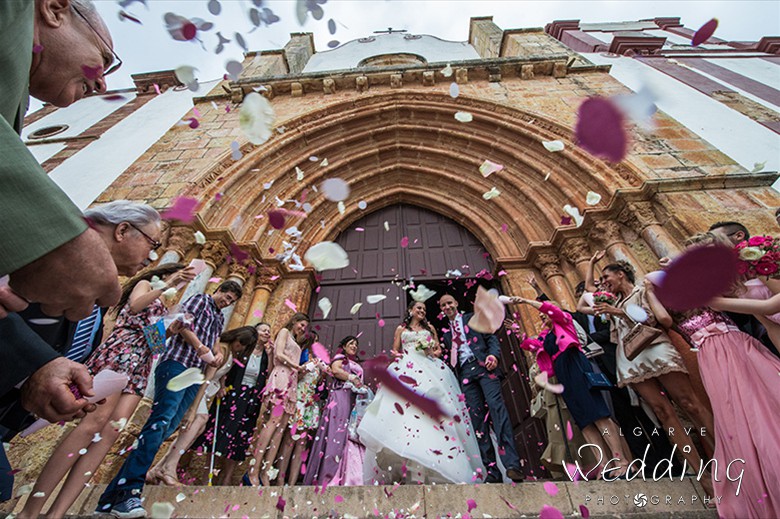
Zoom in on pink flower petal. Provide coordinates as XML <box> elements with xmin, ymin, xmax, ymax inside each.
<box><xmin>566</xmin><ymin>421</ymin><xmax>573</xmax><ymax>441</ymax></box>
<box><xmin>692</xmin><ymin>18</ymin><xmax>718</xmax><ymax>47</ymax></box>
<box><xmin>579</xmin><ymin>505</ymin><xmax>590</xmax><ymax>519</ymax></box>
<box><xmin>466</xmin><ymin>499</ymin><xmax>477</xmax><ymax>512</ymax></box>
<box><xmin>268</xmin><ymin>210</ymin><xmax>286</xmax><ymax>229</ymax></box>
<box><xmin>575</xmin><ymin>97</ymin><xmax>627</xmax><ymax>163</ymax></box>
<box><xmin>275</xmin><ymin>496</ymin><xmax>286</xmax><ymax>511</ymax></box>
<box><xmin>188</xmin><ymin>118</ymin><xmax>199</xmax><ymax>129</ymax></box>
<box><xmin>81</xmin><ymin>65</ymin><xmax>102</xmax><ymax>80</ymax></box>
<box><xmin>561</xmin><ymin>215</ymin><xmax>573</xmax><ymax>226</ymax></box>
<box><xmin>272</xmin><ymin>403</ymin><xmax>285</xmax><ymax>418</ymax></box>
<box><xmin>311</xmin><ymin>342</ymin><xmax>330</xmax><ymax>364</ymax></box>
<box><xmin>543</xmin><ymin>481</ymin><xmax>559</xmax><ymax>496</ymax></box>
<box><xmin>363</xmin><ymin>355</ymin><xmax>449</xmax><ymax>420</ymax></box>
<box><xmin>500</xmin><ymin>496</ymin><xmax>517</xmax><ymax>510</ymax></box>
<box><xmin>119</xmin><ymin>11</ymin><xmax>142</xmax><ymax>24</ymax></box>
<box><xmin>539</xmin><ymin>505</ymin><xmax>564</xmax><ymax>519</ymax></box>
<box><xmin>182</xmin><ymin>22</ymin><xmax>197</xmax><ymax>40</ymax></box>
<box><xmin>32</xmin><ymin>44</ymin><xmax>44</xmax><ymax>53</ymax></box>
<box><xmin>654</xmin><ymin>244</ymin><xmax>738</xmax><ymax>311</ymax></box>
<box><xmin>284</xmin><ymin>299</ymin><xmax>298</xmax><ymax>312</ymax></box>
<box><xmin>228</xmin><ymin>243</ymin><xmax>249</xmax><ymax>263</ymax></box>
<box><xmin>400</xmin><ymin>236</ymin><xmax>409</xmax><ymax>248</ymax></box>
<box><xmin>161</xmin><ymin>196</ymin><xmax>198</xmax><ymax>223</ymax></box>
<box><xmin>334</xmin><ymin>495</ymin><xmax>344</xmax><ymax>503</ymax></box>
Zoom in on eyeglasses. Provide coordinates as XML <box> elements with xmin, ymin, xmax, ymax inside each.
<box><xmin>72</xmin><ymin>4</ymin><xmax>122</xmax><ymax>76</ymax></box>
<box><xmin>128</xmin><ymin>223</ymin><xmax>162</xmax><ymax>251</ymax></box>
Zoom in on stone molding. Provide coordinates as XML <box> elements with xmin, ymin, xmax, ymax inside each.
<box><xmin>200</xmin><ymin>241</ymin><xmax>229</xmax><ymax>268</ymax></box>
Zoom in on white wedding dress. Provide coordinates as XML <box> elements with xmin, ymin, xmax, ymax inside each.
<box><xmin>357</xmin><ymin>329</ymin><xmax>485</xmax><ymax>484</ymax></box>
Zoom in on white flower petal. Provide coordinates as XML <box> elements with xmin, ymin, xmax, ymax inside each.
<box><xmin>239</xmin><ymin>92</ymin><xmax>275</xmax><ymax>145</ymax></box>
<box><xmin>337</xmin><ymin>201</ymin><xmax>346</xmax><ymax>214</ymax></box>
<box><xmin>150</xmin><ymin>501</ymin><xmax>175</xmax><ymax>519</ymax></box>
<box><xmin>321</xmin><ymin>178</ymin><xmax>350</xmax><ymax>202</ymax></box>
<box><xmin>148</xmin><ymin>250</ymin><xmax>159</xmax><ymax>261</ymax></box>
<box><xmin>563</xmin><ymin>204</ymin><xmax>584</xmax><ymax>227</ymax></box>
<box><xmin>751</xmin><ymin>161</ymin><xmax>767</xmax><ymax>173</ymax></box>
<box><xmin>174</xmin><ymin>65</ymin><xmax>198</xmax><ymax>86</ymax></box>
<box><xmin>150</xmin><ymin>276</ymin><xmax>167</xmax><ymax>290</ymax></box>
<box><xmin>166</xmin><ymin>368</ymin><xmax>205</xmax><ymax>392</ymax></box>
<box><xmin>479</xmin><ymin>160</ymin><xmax>503</xmax><ymax>178</ymax></box>
<box><xmin>304</xmin><ymin>241</ymin><xmax>349</xmax><ymax>272</ymax></box>
<box><xmin>482</xmin><ymin>187</ymin><xmax>500</xmax><ymax>200</ymax></box>
<box><xmin>320</xmin><ymin>158</ymin><xmax>329</xmax><ymax>167</ymax></box>
<box><xmin>318</xmin><ymin>297</ymin><xmax>333</xmax><ymax>319</ymax></box>
<box><xmin>409</xmin><ymin>284</ymin><xmax>436</xmax><ymax>302</ymax></box>
<box><xmin>542</xmin><ymin>140</ymin><xmax>565</xmax><ymax>152</ymax></box>
<box><xmin>449</xmin><ymin>82</ymin><xmax>459</xmax><ymax>98</ymax></box>
<box><xmin>176</xmin><ymin>493</ymin><xmax>187</xmax><ymax>503</ymax></box>
<box><xmin>358</xmin><ymin>200</ymin><xmax>367</xmax><ymax>210</ymax></box>
<box><xmin>625</xmin><ymin>304</ymin><xmax>649</xmax><ymax>323</ymax></box>
<box><xmin>295</xmin><ymin>167</ymin><xmax>304</xmax><ymax>181</ymax></box>
<box><xmin>193</xmin><ymin>231</ymin><xmax>206</xmax><ymax>245</ymax></box>
<box><xmin>350</xmin><ymin>302</ymin><xmax>362</xmax><ymax>315</ymax></box>
<box><xmin>454</xmin><ymin>111</ymin><xmax>473</xmax><ymax>123</ymax></box>
<box><xmin>585</xmin><ymin>191</ymin><xmax>602</xmax><ymax>206</ymax></box>
<box><xmin>441</xmin><ymin>64</ymin><xmax>453</xmax><ymax>77</ymax></box>
<box><xmin>384</xmin><ymin>221</ymin><xmax>390</xmax><ymax>231</ymax></box>
<box><xmin>366</xmin><ymin>294</ymin><xmax>386</xmax><ymax>304</ymax></box>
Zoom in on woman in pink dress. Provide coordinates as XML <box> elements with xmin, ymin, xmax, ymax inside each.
<box><xmin>21</xmin><ymin>263</ymin><xmax>194</xmax><ymax>518</ymax></box>
<box><xmin>246</xmin><ymin>312</ymin><xmax>309</xmax><ymax>486</ymax></box>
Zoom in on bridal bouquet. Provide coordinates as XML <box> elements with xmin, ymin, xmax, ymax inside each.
<box><xmin>593</xmin><ymin>291</ymin><xmax>617</xmax><ymax>322</ymax></box>
<box><xmin>735</xmin><ymin>235</ymin><xmax>780</xmax><ymax>279</ymax></box>
<box><xmin>415</xmin><ymin>337</ymin><xmax>434</xmax><ymax>353</ymax></box>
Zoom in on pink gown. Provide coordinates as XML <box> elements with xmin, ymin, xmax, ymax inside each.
<box><xmin>676</xmin><ymin>309</ymin><xmax>780</xmax><ymax>519</ymax></box>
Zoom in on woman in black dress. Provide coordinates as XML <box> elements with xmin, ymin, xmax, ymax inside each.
<box><xmin>198</xmin><ymin>322</ymin><xmax>274</xmax><ymax>485</ymax></box>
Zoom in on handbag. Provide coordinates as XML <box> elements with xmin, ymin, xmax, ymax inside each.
<box><xmin>530</xmin><ymin>391</ymin><xmax>546</xmax><ymax>419</ymax></box>
<box><xmin>585</xmin><ymin>371</ymin><xmax>612</xmax><ymax>389</ymax></box>
<box><xmin>582</xmin><ymin>342</ymin><xmax>604</xmax><ymax>359</ymax></box>
<box><xmin>623</xmin><ymin>322</ymin><xmax>662</xmax><ymax>361</ymax></box>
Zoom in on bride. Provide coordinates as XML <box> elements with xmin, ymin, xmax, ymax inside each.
<box><xmin>358</xmin><ymin>301</ymin><xmax>485</xmax><ymax>484</ymax></box>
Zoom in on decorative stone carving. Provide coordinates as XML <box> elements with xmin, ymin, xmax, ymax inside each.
<box><xmin>422</xmin><ymin>71</ymin><xmax>435</xmax><ymax>86</ymax></box>
<box><xmin>323</xmin><ymin>78</ymin><xmax>336</xmax><ymax>95</ymax></box>
<box><xmin>561</xmin><ymin>237</ymin><xmax>591</xmax><ymax>266</ymax></box>
<box><xmin>166</xmin><ymin>226</ymin><xmax>196</xmax><ymax>256</ymax></box>
<box><xmin>390</xmin><ymin>74</ymin><xmax>403</xmax><ymax>88</ymax></box>
<box><xmin>620</xmin><ymin>201</ymin><xmax>659</xmax><ymax>234</ymax></box>
<box><xmin>356</xmin><ymin>75</ymin><xmax>368</xmax><ymax>92</ymax></box>
<box><xmin>488</xmin><ymin>66</ymin><xmax>501</xmax><ymax>82</ymax></box>
<box><xmin>455</xmin><ymin>67</ymin><xmax>468</xmax><ymax>84</ymax></box>
<box><xmin>290</xmin><ymin>82</ymin><xmax>303</xmax><ymax>97</ymax></box>
<box><xmin>589</xmin><ymin>220</ymin><xmax>624</xmax><ymax>247</ymax></box>
<box><xmin>227</xmin><ymin>262</ymin><xmax>251</xmax><ymax>284</ymax></box>
<box><xmin>256</xmin><ymin>265</ymin><xmax>281</xmax><ymax>291</ymax></box>
<box><xmin>553</xmin><ymin>61</ymin><xmax>567</xmax><ymax>78</ymax></box>
<box><xmin>200</xmin><ymin>241</ymin><xmax>228</xmax><ymax>268</ymax></box>
<box><xmin>534</xmin><ymin>253</ymin><xmax>564</xmax><ymax>281</ymax></box>
<box><xmin>520</xmin><ymin>64</ymin><xmax>534</xmax><ymax>80</ymax></box>
<box><xmin>260</xmin><ymin>85</ymin><xmax>274</xmax><ymax>99</ymax></box>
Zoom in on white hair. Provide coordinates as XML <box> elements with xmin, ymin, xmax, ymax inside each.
<box><xmin>84</xmin><ymin>200</ymin><xmax>160</xmax><ymax>229</ymax></box>
<box><xmin>70</xmin><ymin>0</ymin><xmax>110</xmax><ymax>39</ymax></box>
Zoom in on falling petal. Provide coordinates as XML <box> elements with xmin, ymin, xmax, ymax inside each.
<box><xmin>483</xmin><ymin>187</ymin><xmax>500</xmax><ymax>200</ymax></box>
<box><xmin>358</xmin><ymin>200</ymin><xmax>367</xmax><ymax>210</ymax></box>
<box><xmin>235</xmin><ymin>32</ymin><xmax>248</xmax><ymax>52</ymax></box>
<box><xmin>585</xmin><ymin>191</ymin><xmax>602</xmax><ymax>205</ymax></box>
<box><xmin>751</xmin><ymin>161</ymin><xmax>766</xmax><ymax>173</ymax></box>
<box><xmin>539</xmin><ymin>505</ymin><xmax>564</xmax><ymax>519</ymax></box>
<box><xmin>28</xmin><ymin>318</ymin><xmax>60</xmax><ymax>325</ymax></box>
<box><xmin>267</xmin><ymin>210</ymin><xmax>286</xmax><ymax>230</ymax></box>
<box><xmin>544</xmin><ymin>481</ymin><xmax>559</xmax><ymax>496</ymax></box>
<box><xmin>207</xmin><ymin>0</ymin><xmax>221</xmax><ymax>15</ymax></box>
<box><xmin>367</xmin><ymin>294</ymin><xmax>386</xmax><ymax>304</ymax></box>
<box><xmin>400</xmin><ymin>237</ymin><xmax>409</xmax><ymax>248</ymax></box>
<box><xmin>166</xmin><ymin>368</ymin><xmax>205</xmax><ymax>392</ymax></box>
<box><xmin>187</xmin><ymin>118</ymin><xmax>199</xmax><ymax>129</ymax></box>
<box><xmin>350</xmin><ymin>302</ymin><xmax>362</xmax><ymax>315</ymax></box>
<box><xmin>175</xmin><ymin>493</ymin><xmax>186</xmax><ymax>503</ymax></box>
<box><xmin>193</xmin><ymin>231</ymin><xmax>206</xmax><ymax>245</ymax></box>
<box><xmin>320</xmin><ymin>158</ymin><xmax>329</xmax><ymax>167</ymax></box>
<box><xmin>454</xmin><ymin>111</ymin><xmax>473</xmax><ymax>123</ymax></box>
<box><xmin>284</xmin><ymin>299</ymin><xmax>297</xmax><ymax>312</ymax></box>
<box><xmin>468</xmin><ymin>287</ymin><xmax>505</xmax><ymax>334</ymax></box>
<box><xmin>644</xmin><ymin>270</ymin><xmax>666</xmax><ymax>286</ymax></box>
<box><xmin>655</xmin><ymin>244</ymin><xmax>738</xmax><ymax>311</ymax></box>
<box><xmin>321</xmin><ymin>178</ymin><xmax>350</xmax><ymax>202</ymax></box>
<box><xmin>441</xmin><ymin>63</ymin><xmax>453</xmax><ymax>77</ymax></box>
<box><xmin>328</xmin><ymin>18</ymin><xmax>337</xmax><ymax>34</ymax></box>
<box><xmin>580</xmin><ymin>505</ymin><xmax>590</xmax><ymax>519</ymax></box>
<box><xmin>479</xmin><ymin>160</ymin><xmax>503</xmax><ymax>178</ymax></box>
<box><xmin>337</xmin><ymin>201</ymin><xmax>346</xmax><ymax>214</ymax></box>
<box><xmin>384</xmin><ymin>221</ymin><xmax>390</xmax><ymax>231</ymax></box>
<box><xmin>542</xmin><ymin>140</ymin><xmax>564</xmax><ymax>152</ymax></box>
<box><xmin>225</xmin><ymin>60</ymin><xmax>243</xmax><ymax>81</ymax></box>
<box><xmin>563</xmin><ymin>204</ymin><xmax>583</xmax><ymax>227</ymax></box>
<box><xmin>81</xmin><ymin>65</ymin><xmax>102</xmax><ymax>80</ymax></box>
<box><xmin>32</xmin><ymin>44</ymin><xmax>44</xmax><ymax>53</ymax></box>
<box><xmin>318</xmin><ymin>297</ymin><xmax>332</xmax><ymax>319</ymax></box>
<box><xmin>174</xmin><ymin>65</ymin><xmax>198</xmax><ymax>88</ymax></box>
<box><xmin>624</xmin><ymin>303</ymin><xmax>648</xmax><ymax>323</ymax></box>
<box><xmin>409</xmin><ymin>284</ymin><xmax>436</xmax><ymax>302</ymax></box>
<box><xmin>161</xmin><ymin>197</ymin><xmax>198</xmax><ymax>223</ymax></box>
<box><xmin>692</xmin><ymin>18</ymin><xmax>718</xmax><ymax>46</ymax></box>
<box><xmin>304</xmin><ymin>241</ymin><xmax>349</xmax><ymax>271</ymax></box>
<box><xmin>449</xmin><ymin>82</ymin><xmax>459</xmax><ymax>98</ymax></box>
<box><xmin>575</xmin><ymin>97</ymin><xmax>627</xmax><ymax>163</ymax></box>
<box><xmin>239</xmin><ymin>92</ymin><xmax>275</xmax><ymax>145</ymax></box>
<box><xmin>467</xmin><ymin>499</ymin><xmax>477</xmax><ymax>513</ymax></box>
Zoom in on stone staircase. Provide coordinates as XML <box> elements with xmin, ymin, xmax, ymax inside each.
<box><xmin>2</xmin><ymin>479</ymin><xmax>718</xmax><ymax>518</ymax></box>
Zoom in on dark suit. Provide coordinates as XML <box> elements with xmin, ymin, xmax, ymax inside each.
<box><xmin>441</xmin><ymin>312</ymin><xmax>521</xmax><ymax>480</ymax></box>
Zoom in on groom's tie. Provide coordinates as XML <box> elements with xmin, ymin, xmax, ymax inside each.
<box><xmin>450</xmin><ymin>318</ymin><xmax>463</xmax><ymax>368</ymax></box>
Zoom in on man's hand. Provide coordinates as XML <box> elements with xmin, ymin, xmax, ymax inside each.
<box><xmin>210</xmin><ymin>351</ymin><xmax>224</xmax><ymax>368</ymax></box>
<box><xmin>485</xmin><ymin>354</ymin><xmax>499</xmax><ymax>371</ymax></box>
<box><xmin>0</xmin><ymin>283</ymin><xmax>28</xmax><ymax>318</ymax></box>
<box><xmin>20</xmin><ymin>357</ymin><xmax>96</xmax><ymax>422</ymax></box>
<box><xmin>9</xmin><ymin>229</ymin><xmax>121</xmax><ymax>321</ymax></box>
<box><xmin>590</xmin><ymin>250</ymin><xmax>606</xmax><ymax>264</ymax></box>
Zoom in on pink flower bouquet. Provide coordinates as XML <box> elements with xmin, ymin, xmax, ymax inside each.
<box><xmin>735</xmin><ymin>235</ymin><xmax>780</xmax><ymax>279</ymax></box>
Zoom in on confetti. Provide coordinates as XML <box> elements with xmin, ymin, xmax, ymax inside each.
<box><xmin>467</xmin><ymin>499</ymin><xmax>477</xmax><ymax>513</ymax></box>
<box><xmin>692</xmin><ymin>18</ymin><xmax>718</xmax><ymax>46</ymax></box>
<box><xmin>358</xmin><ymin>200</ymin><xmax>367</xmax><ymax>210</ymax></box>
<box><xmin>363</xmin><ymin>356</ymin><xmax>449</xmax><ymax>420</ymax></box>
<box><xmin>624</xmin><ymin>303</ymin><xmax>648</xmax><ymax>323</ymax></box>
<box><xmin>175</xmin><ymin>493</ymin><xmax>186</xmax><ymax>503</ymax></box>
<box><xmin>295</xmin><ymin>166</ymin><xmax>304</xmax><ymax>181</ymax></box>
<box><xmin>225</xmin><ymin>60</ymin><xmax>243</xmax><ymax>81</ymax></box>
<box><xmin>579</xmin><ymin>505</ymin><xmax>590</xmax><ymax>518</ymax></box>
<box><xmin>81</xmin><ymin>65</ymin><xmax>102</xmax><ymax>80</ymax></box>
<box><xmin>654</xmin><ymin>244</ymin><xmax>738</xmax><ymax>311</ymax></box>
<box><xmin>187</xmin><ymin>118</ymin><xmax>199</xmax><ymax>129</ymax></box>
<box><xmin>454</xmin><ymin>111</ymin><xmax>473</xmax><ymax>123</ymax></box>
<box><xmin>449</xmin><ymin>82</ymin><xmax>459</xmax><ymax>98</ymax></box>
<box><xmin>400</xmin><ymin>237</ymin><xmax>409</xmax><ymax>248</ymax></box>
<box><xmin>268</xmin><ymin>210</ymin><xmax>286</xmax><ymax>229</ymax></box>
<box><xmin>350</xmin><ymin>303</ymin><xmax>362</xmax><ymax>315</ymax></box>
<box><xmin>563</xmin><ymin>205</ymin><xmax>583</xmax><ymax>227</ymax></box>
<box><xmin>468</xmin><ymin>287</ymin><xmax>505</xmax><ymax>334</ymax></box>
<box><xmin>539</xmin><ymin>505</ymin><xmax>564</xmax><ymax>519</ymax></box>
<box><xmin>384</xmin><ymin>221</ymin><xmax>390</xmax><ymax>231</ymax></box>
<box><xmin>275</xmin><ymin>496</ymin><xmax>286</xmax><ymax>512</ymax></box>
<box><xmin>483</xmin><ymin>187</ymin><xmax>500</xmax><ymax>200</ymax></box>
<box><xmin>32</xmin><ymin>44</ymin><xmax>44</xmax><ymax>53</ymax></box>
<box><xmin>161</xmin><ymin>197</ymin><xmax>198</xmax><ymax>223</ymax></box>
<box><xmin>542</xmin><ymin>140</ymin><xmax>564</xmax><ymax>152</ymax></box>
<box><xmin>284</xmin><ymin>299</ymin><xmax>297</xmax><ymax>312</ymax></box>
<box><xmin>312</xmin><ymin>342</ymin><xmax>331</xmax><ymax>364</ymax></box>
<box><xmin>151</xmin><ymin>501</ymin><xmax>175</xmax><ymax>519</ymax></box>
<box><xmin>585</xmin><ymin>191</ymin><xmax>602</xmax><ymax>205</ymax></box>
<box><xmin>240</xmin><ymin>92</ymin><xmax>275</xmax><ymax>145</ymax></box>
<box><xmin>28</xmin><ymin>318</ymin><xmax>60</xmax><ymax>325</ymax></box>
<box><xmin>166</xmin><ymin>368</ymin><xmax>205</xmax><ymax>392</ymax></box>
<box><xmin>193</xmin><ymin>230</ymin><xmax>206</xmax><ymax>245</ymax></box>
<box><xmin>304</xmin><ymin>241</ymin><xmax>349</xmax><ymax>271</ymax></box>
<box><xmin>441</xmin><ymin>64</ymin><xmax>453</xmax><ymax>77</ymax></box>
<box><xmin>566</xmin><ymin>421</ymin><xmax>573</xmax><ymax>441</ymax></box>
<box><xmin>328</xmin><ymin>18</ymin><xmax>337</xmax><ymax>35</ymax></box>
<box><xmin>751</xmin><ymin>161</ymin><xmax>767</xmax><ymax>173</ymax></box>
<box><xmin>318</xmin><ymin>297</ymin><xmax>332</xmax><ymax>319</ymax></box>
<box><xmin>479</xmin><ymin>160</ymin><xmax>503</xmax><ymax>177</ymax></box>
<box><xmin>644</xmin><ymin>270</ymin><xmax>666</xmax><ymax>286</ymax></box>
<box><xmin>367</xmin><ymin>294</ymin><xmax>386</xmax><ymax>304</ymax></box>
<box><xmin>409</xmin><ymin>284</ymin><xmax>436</xmax><ymax>302</ymax></box>
<box><xmin>321</xmin><ymin>178</ymin><xmax>350</xmax><ymax>202</ymax></box>
<box><xmin>575</xmin><ymin>97</ymin><xmax>627</xmax><ymax>163</ymax></box>
<box><xmin>174</xmin><ymin>65</ymin><xmax>198</xmax><ymax>89</ymax></box>
<box><xmin>320</xmin><ymin>158</ymin><xmax>329</xmax><ymax>167</ymax></box>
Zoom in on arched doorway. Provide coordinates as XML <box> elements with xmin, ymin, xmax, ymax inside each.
<box><xmin>307</xmin><ymin>203</ymin><xmax>548</xmax><ymax>477</ymax></box>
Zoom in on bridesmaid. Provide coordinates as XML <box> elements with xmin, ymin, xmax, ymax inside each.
<box><xmin>303</xmin><ymin>336</ymin><xmax>365</xmax><ymax>486</ymax></box>
<box><xmin>590</xmin><ymin>255</ymin><xmax>715</xmax><ymax>494</ymax></box>
<box><xmin>246</xmin><ymin>313</ymin><xmax>309</xmax><ymax>486</ymax></box>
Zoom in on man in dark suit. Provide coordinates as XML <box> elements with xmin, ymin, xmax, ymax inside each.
<box><xmin>438</xmin><ymin>293</ymin><xmax>524</xmax><ymax>483</ymax></box>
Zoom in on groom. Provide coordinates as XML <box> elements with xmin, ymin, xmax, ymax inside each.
<box><xmin>438</xmin><ymin>293</ymin><xmax>524</xmax><ymax>483</ymax></box>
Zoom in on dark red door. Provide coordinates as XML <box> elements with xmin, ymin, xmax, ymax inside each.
<box><xmin>308</xmin><ymin>204</ymin><xmax>547</xmax><ymax>478</ymax></box>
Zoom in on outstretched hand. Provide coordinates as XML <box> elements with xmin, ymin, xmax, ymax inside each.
<box><xmin>591</xmin><ymin>250</ymin><xmax>606</xmax><ymax>263</ymax></box>
<box><xmin>21</xmin><ymin>358</ymin><xmax>96</xmax><ymax>422</ymax></box>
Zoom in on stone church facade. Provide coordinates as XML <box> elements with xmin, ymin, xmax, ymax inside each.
<box><xmin>10</xmin><ymin>15</ymin><xmax>780</xmax><ymax>488</ymax></box>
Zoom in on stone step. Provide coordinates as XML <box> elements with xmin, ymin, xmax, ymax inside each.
<box><xmin>3</xmin><ymin>478</ymin><xmax>718</xmax><ymax>518</ymax></box>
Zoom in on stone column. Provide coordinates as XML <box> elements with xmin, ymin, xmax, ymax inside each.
<box><xmin>534</xmin><ymin>253</ymin><xmax>575</xmax><ymax>310</ymax></box>
<box><xmin>263</xmin><ymin>275</ymin><xmax>313</xmax><ymax>330</ymax></box>
<box><xmin>620</xmin><ymin>201</ymin><xmax>683</xmax><ymax>260</ymax></box>
<box><xmin>159</xmin><ymin>226</ymin><xmax>195</xmax><ymax>265</ymax></box>
<box><xmin>223</xmin><ymin>262</ymin><xmax>251</xmax><ymax>327</ymax></box>
<box><xmin>243</xmin><ymin>266</ymin><xmax>281</xmax><ymax>326</ymax></box>
<box><xmin>560</xmin><ymin>236</ymin><xmax>593</xmax><ymax>282</ymax></box>
<box><xmin>501</xmin><ymin>268</ymin><xmax>544</xmax><ymax>370</ymax></box>
<box><xmin>180</xmin><ymin>241</ymin><xmax>227</xmax><ymax>303</ymax></box>
<box><xmin>588</xmin><ymin>220</ymin><xmax>646</xmax><ymax>277</ymax></box>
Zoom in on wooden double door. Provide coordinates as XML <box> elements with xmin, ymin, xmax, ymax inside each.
<box><xmin>307</xmin><ymin>203</ymin><xmax>548</xmax><ymax>477</ymax></box>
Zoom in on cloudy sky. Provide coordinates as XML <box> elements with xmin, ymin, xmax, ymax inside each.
<box><xmin>96</xmin><ymin>0</ymin><xmax>780</xmax><ymax>91</ymax></box>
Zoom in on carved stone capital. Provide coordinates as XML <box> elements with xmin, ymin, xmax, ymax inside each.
<box><xmin>560</xmin><ymin>237</ymin><xmax>591</xmax><ymax>266</ymax></box>
<box><xmin>534</xmin><ymin>253</ymin><xmax>563</xmax><ymax>281</ymax></box>
<box><xmin>356</xmin><ymin>76</ymin><xmax>368</xmax><ymax>92</ymax></box>
<box><xmin>323</xmin><ymin>78</ymin><xmax>336</xmax><ymax>94</ymax></box>
<box><xmin>255</xmin><ymin>265</ymin><xmax>281</xmax><ymax>291</ymax></box>
<box><xmin>589</xmin><ymin>220</ymin><xmax>624</xmax><ymax>247</ymax></box>
<box><xmin>200</xmin><ymin>241</ymin><xmax>228</xmax><ymax>268</ymax></box>
<box><xmin>620</xmin><ymin>201</ymin><xmax>659</xmax><ymax>233</ymax></box>
<box><xmin>166</xmin><ymin>226</ymin><xmax>196</xmax><ymax>256</ymax></box>
<box><xmin>227</xmin><ymin>262</ymin><xmax>251</xmax><ymax>283</ymax></box>
<box><xmin>455</xmin><ymin>67</ymin><xmax>468</xmax><ymax>84</ymax></box>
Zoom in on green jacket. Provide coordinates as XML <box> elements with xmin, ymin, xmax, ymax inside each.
<box><xmin>0</xmin><ymin>0</ymin><xmax>87</xmax><ymax>275</ymax></box>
